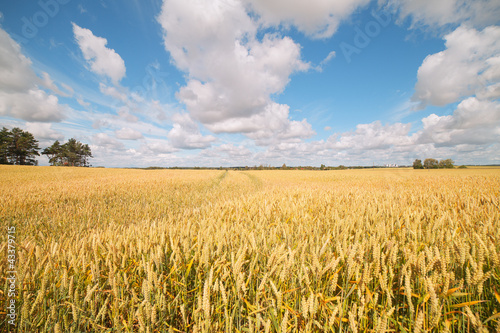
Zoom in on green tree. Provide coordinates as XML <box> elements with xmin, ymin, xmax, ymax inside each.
<box><xmin>413</xmin><ymin>159</ymin><xmax>423</xmax><ymax>169</ymax></box>
<box><xmin>42</xmin><ymin>140</ymin><xmax>63</xmax><ymax>166</ymax></box>
<box><xmin>62</xmin><ymin>138</ymin><xmax>81</xmax><ymax>166</ymax></box>
<box><xmin>42</xmin><ymin>138</ymin><xmax>93</xmax><ymax>167</ymax></box>
<box><xmin>0</xmin><ymin>127</ymin><xmax>10</xmax><ymax>164</ymax></box>
<box><xmin>423</xmin><ymin>158</ymin><xmax>439</xmax><ymax>169</ymax></box>
<box><xmin>438</xmin><ymin>159</ymin><xmax>454</xmax><ymax>169</ymax></box>
<box><xmin>0</xmin><ymin>127</ymin><xmax>40</xmax><ymax>165</ymax></box>
<box><xmin>79</xmin><ymin>143</ymin><xmax>92</xmax><ymax>167</ymax></box>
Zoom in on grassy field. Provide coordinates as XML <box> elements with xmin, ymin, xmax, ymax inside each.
<box><xmin>1</xmin><ymin>165</ymin><xmax>500</xmax><ymax>332</ymax></box>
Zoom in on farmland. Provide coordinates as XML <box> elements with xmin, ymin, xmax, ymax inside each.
<box><xmin>1</xmin><ymin>166</ymin><xmax>500</xmax><ymax>332</ymax></box>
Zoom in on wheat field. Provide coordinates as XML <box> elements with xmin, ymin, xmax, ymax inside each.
<box><xmin>1</xmin><ymin>165</ymin><xmax>500</xmax><ymax>332</ymax></box>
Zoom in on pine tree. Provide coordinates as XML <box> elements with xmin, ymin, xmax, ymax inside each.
<box><xmin>0</xmin><ymin>127</ymin><xmax>40</xmax><ymax>165</ymax></box>
<box><xmin>43</xmin><ymin>138</ymin><xmax>93</xmax><ymax>167</ymax></box>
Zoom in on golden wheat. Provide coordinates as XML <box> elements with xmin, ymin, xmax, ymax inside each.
<box><xmin>1</xmin><ymin>165</ymin><xmax>499</xmax><ymax>332</ymax></box>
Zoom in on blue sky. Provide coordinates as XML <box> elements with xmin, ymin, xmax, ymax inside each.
<box><xmin>0</xmin><ymin>0</ymin><xmax>499</xmax><ymax>167</ymax></box>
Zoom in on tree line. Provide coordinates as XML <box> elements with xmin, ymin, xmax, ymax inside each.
<box><xmin>0</xmin><ymin>127</ymin><xmax>92</xmax><ymax>166</ymax></box>
<box><xmin>412</xmin><ymin>158</ymin><xmax>455</xmax><ymax>169</ymax></box>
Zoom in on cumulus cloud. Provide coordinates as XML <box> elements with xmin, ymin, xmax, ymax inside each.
<box><xmin>287</xmin><ymin>98</ymin><xmax>500</xmax><ymax>164</ymax></box>
<box><xmin>319</xmin><ymin>98</ymin><xmax>499</xmax><ymax>154</ymax></box>
<box><xmin>214</xmin><ymin>143</ymin><xmax>253</xmax><ymax>158</ymax></box>
<box><xmin>167</xmin><ymin>113</ymin><xmax>216</xmax><ymax>149</ymax></box>
<box><xmin>0</xmin><ymin>30</ymin><xmax>38</xmax><ymax>93</ymax></box>
<box><xmin>157</xmin><ymin>0</ymin><xmax>313</xmax><ymax>145</ymax></box>
<box><xmin>139</xmin><ymin>138</ymin><xmax>177</xmax><ymax>155</ymax></box>
<box><xmin>0</xmin><ymin>89</ymin><xmax>67</xmax><ymax>122</ymax></box>
<box><xmin>245</xmin><ymin>0</ymin><xmax>371</xmax><ymax>38</ymax></box>
<box><xmin>72</xmin><ymin>23</ymin><xmax>126</xmax><ymax>84</ymax></box>
<box><xmin>0</xmin><ymin>28</ymin><xmax>67</xmax><ymax>122</ymax></box>
<box><xmin>175</xmin><ymin>35</ymin><xmax>309</xmax><ymax>124</ymax></box>
<box><xmin>206</xmin><ymin>103</ymin><xmax>315</xmax><ymax>145</ymax></box>
<box><xmin>115</xmin><ymin>127</ymin><xmax>144</xmax><ymax>140</ymax></box>
<box><xmin>416</xmin><ymin>97</ymin><xmax>500</xmax><ymax>146</ymax></box>
<box><xmin>92</xmin><ymin>133</ymin><xmax>125</xmax><ymax>150</ymax></box>
<box><xmin>25</xmin><ymin>122</ymin><xmax>64</xmax><ymax>141</ymax></box>
<box><xmin>413</xmin><ymin>25</ymin><xmax>500</xmax><ymax>108</ymax></box>
<box><xmin>386</xmin><ymin>0</ymin><xmax>500</xmax><ymax>29</ymax></box>
<box><xmin>326</xmin><ymin>121</ymin><xmax>414</xmax><ymax>150</ymax></box>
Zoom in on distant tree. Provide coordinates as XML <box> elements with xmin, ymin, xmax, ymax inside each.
<box><xmin>63</xmin><ymin>138</ymin><xmax>92</xmax><ymax>166</ymax></box>
<box><xmin>438</xmin><ymin>159</ymin><xmax>455</xmax><ymax>169</ymax></box>
<box><xmin>281</xmin><ymin>163</ymin><xmax>287</xmax><ymax>170</ymax></box>
<box><xmin>458</xmin><ymin>165</ymin><xmax>467</xmax><ymax>169</ymax></box>
<box><xmin>0</xmin><ymin>127</ymin><xmax>40</xmax><ymax>165</ymax></box>
<box><xmin>42</xmin><ymin>140</ymin><xmax>63</xmax><ymax>166</ymax></box>
<box><xmin>413</xmin><ymin>159</ymin><xmax>423</xmax><ymax>169</ymax></box>
<box><xmin>42</xmin><ymin>138</ymin><xmax>92</xmax><ymax>167</ymax></box>
<box><xmin>320</xmin><ymin>164</ymin><xmax>326</xmax><ymax>170</ymax></box>
<box><xmin>423</xmin><ymin>158</ymin><xmax>439</xmax><ymax>169</ymax></box>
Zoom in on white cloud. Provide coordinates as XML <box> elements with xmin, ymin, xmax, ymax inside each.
<box><xmin>167</xmin><ymin>113</ymin><xmax>216</xmax><ymax>149</ymax></box>
<box><xmin>246</xmin><ymin>0</ymin><xmax>371</xmax><ymax>38</ymax></box>
<box><xmin>72</xmin><ymin>23</ymin><xmax>126</xmax><ymax>84</ymax></box>
<box><xmin>171</xmin><ymin>30</ymin><xmax>309</xmax><ymax>124</ymax></box>
<box><xmin>92</xmin><ymin>133</ymin><xmax>125</xmax><ymax>150</ymax></box>
<box><xmin>206</xmin><ymin>103</ymin><xmax>314</xmax><ymax>145</ymax></box>
<box><xmin>77</xmin><ymin>97</ymin><xmax>91</xmax><ymax>108</ymax></box>
<box><xmin>139</xmin><ymin>138</ymin><xmax>177</xmax><ymax>155</ymax></box>
<box><xmin>386</xmin><ymin>0</ymin><xmax>500</xmax><ymax>29</ymax></box>
<box><xmin>84</xmin><ymin>107</ymin><xmax>169</xmax><ymax>138</ymax></box>
<box><xmin>40</xmin><ymin>72</ymin><xmax>73</xmax><ymax>97</ymax></box>
<box><xmin>413</xmin><ymin>25</ymin><xmax>500</xmax><ymax>108</ymax></box>
<box><xmin>0</xmin><ymin>28</ymin><xmax>69</xmax><ymax>122</ymax></box>
<box><xmin>197</xmin><ymin>143</ymin><xmax>255</xmax><ymax>165</ymax></box>
<box><xmin>319</xmin><ymin>51</ymin><xmax>336</xmax><ymax>66</ymax></box>
<box><xmin>214</xmin><ymin>143</ymin><xmax>253</xmax><ymax>158</ymax></box>
<box><xmin>82</xmin><ymin>93</ymin><xmax>500</xmax><ymax>167</ymax></box>
<box><xmin>275</xmin><ymin>98</ymin><xmax>500</xmax><ymax>165</ymax></box>
<box><xmin>416</xmin><ymin>97</ymin><xmax>500</xmax><ymax>146</ymax></box>
<box><xmin>157</xmin><ymin>0</ymin><xmax>256</xmax><ymax>74</ymax></box>
<box><xmin>477</xmin><ymin>82</ymin><xmax>500</xmax><ymax>100</ymax></box>
<box><xmin>326</xmin><ymin>121</ymin><xmax>414</xmax><ymax>150</ymax></box>
<box><xmin>157</xmin><ymin>0</ymin><xmax>313</xmax><ymax>145</ymax></box>
<box><xmin>0</xmin><ymin>30</ymin><xmax>38</xmax><ymax>93</ymax></box>
<box><xmin>115</xmin><ymin>127</ymin><xmax>144</xmax><ymax>140</ymax></box>
<box><xmin>0</xmin><ymin>89</ymin><xmax>67</xmax><ymax>122</ymax></box>
<box><xmin>25</xmin><ymin>122</ymin><xmax>64</xmax><ymax>141</ymax></box>
<box><xmin>99</xmin><ymin>83</ymin><xmax>128</xmax><ymax>102</ymax></box>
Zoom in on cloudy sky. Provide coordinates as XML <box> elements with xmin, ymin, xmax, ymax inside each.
<box><xmin>0</xmin><ymin>0</ymin><xmax>499</xmax><ymax>167</ymax></box>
